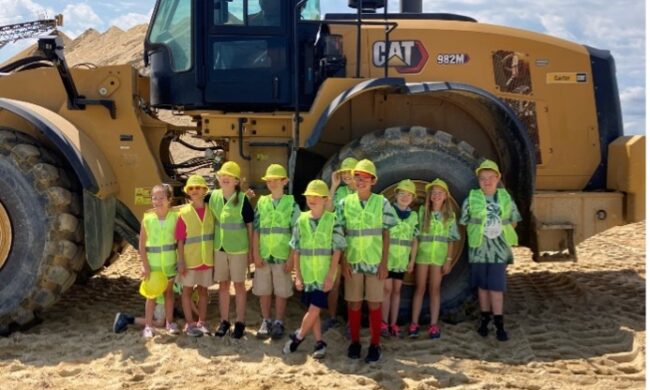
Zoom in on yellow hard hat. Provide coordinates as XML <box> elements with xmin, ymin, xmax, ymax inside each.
<box><xmin>394</xmin><ymin>179</ymin><xmax>416</xmax><ymax>195</ymax></box>
<box><xmin>353</xmin><ymin>159</ymin><xmax>377</xmax><ymax>178</ymax></box>
<box><xmin>139</xmin><ymin>271</ymin><xmax>168</xmax><ymax>299</ymax></box>
<box><xmin>216</xmin><ymin>161</ymin><xmax>241</xmax><ymax>179</ymax></box>
<box><xmin>261</xmin><ymin>164</ymin><xmax>288</xmax><ymax>181</ymax></box>
<box><xmin>303</xmin><ymin>179</ymin><xmax>329</xmax><ymax>197</ymax></box>
<box><xmin>183</xmin><ymin>175</ymin><xmax>208</xmax><ymax>193</ymax></box>
<box><xmin>475</xmin><ymin>159</ymin><xmax>501</xmax><ymax>177</ymax></box>
<box><xmin>425</xmin><ymin>178</ymin><xmax>449</xmax><ymax>194</ymax></box>
<box><xmin>336</xmin><ymin>157</ymin><xmax>359</xmax><ymax>173</ymax></box>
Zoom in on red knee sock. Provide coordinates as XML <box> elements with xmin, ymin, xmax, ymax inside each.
<box><xmin>369</xmin><ymin>307</ymin><xmax>382</xmax><ymax>346</ymax></box>
<box><xmin>348</xmin><ymin>307</ymin><xmax>361</xmax><ymax>342</ymax></box>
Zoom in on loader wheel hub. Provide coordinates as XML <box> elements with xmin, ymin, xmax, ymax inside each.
<box><xmin>0</xmin><ymin>200</ymin><xmax>12</xmax><ymax>269</ymax></box>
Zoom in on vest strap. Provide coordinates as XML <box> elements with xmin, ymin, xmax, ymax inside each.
<box><xmin>219</xmin><ymin>222</ymin><xmax>246</xmax><ymax>230</ymax></box>
<box><xmin>146</xmin><ymin>244</ymin><xmax>178</xmax><ymax>253</ymax></box>
<box><xmin>347</xmin><ymin>228</ymin><xmax>383</xmax><ymax>236</ymax></box>
<box><xmin>185</xmin><ymin>234</ymin><xmax>213</xmax><ymax>244</ymax></box>
<box><xmin>259</xmin><ymin>227</ymin><xmax>292</xmax><ymax>234</ymax></box>
<box><xmin>389</xmin><ymin>238</ymin><xmax>412</xmax><ymax>247</ymax></box>
<box><xmin>301</xmin><ymin>248</ymin><xmax>333</xmax><ymax>256</ymax></box>
<box><xmin>419</xmin><ymin>236</ymin><xmax>448</xmax><ymax>243</ymax></box>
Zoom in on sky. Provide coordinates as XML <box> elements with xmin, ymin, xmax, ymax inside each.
<box><xmin>0</xmin><ymin>0</ymin><xmax>645</xmax><ymax>135</ymax></box>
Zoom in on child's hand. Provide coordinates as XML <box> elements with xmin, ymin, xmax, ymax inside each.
<box><xmin>442</xmin><ymin>261</ymin><xmax>452</xmax><ymax>275</ymax></box>
<box><xmin>407</xmin><ymin>262</ymin><xmax>415</xmax><ymax>274</ymax></box>
<box><xmin>253</xmin><ymin>254</ymin><xmax>265</xmax><ymax>269</ymax></box>
<box><xmin>295</xmin><ymin>277</ymin><xmax>304</xmax><ymax>291</ymax></box>
<box><xmin>341</xmin><ymin>261</ymin><xmax>352</xmax><ymax>279</ymax></box>
<box><xmin>323</xmin><ymin>275</ymin><xmax>334</xmax><ymax>292</ymax></box>
<box><xmin>330</xmin><ymin>171</ymin><xmax>341</xmax><ymax>189</ymax></box>
<box><xmin>282</xmin><ymin>261</ymin><xmax>293</xmax><ymax>273</ymax></box>
<box><xmin>245</xmin><ymin>188</ymin><xmax>256</xmax><ymax>198</ymax></box>
<box><xmin>377</xmin><ymin>263</ymin><xmax>388</xmax><ymax>280</ymax></box>
<box><xmin>142</xmin><ymin>263</ymin><xmax>151</xmax><ymax>278</ymax></box>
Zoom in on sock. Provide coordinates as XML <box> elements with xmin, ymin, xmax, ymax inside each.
<box><xmin>369</xmin><ymin>307</ymin><xmax>382</xmax><ymax>346</ymax></box>
<box><xmin>493</xmin><ymin>315</ymin><xmax>504</xmax><ymax>330</ymax></box>
<box><xmin>348</xmin><ymin>307</ymin><xmax>361</xmax><ymax>343</ymax></box>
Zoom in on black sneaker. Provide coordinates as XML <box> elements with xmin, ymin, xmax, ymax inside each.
<box><xmin>496</xmin><ymin>328</ymin><xmax>509</xmax><ymax>342</ymax></box>
<box><xmin>282</xmin><ymin>331</ymin><xmax>303</xmax><ymax>354</ymax></box>
<box><xmin>113</xmin><ymin>313</ymin><xmax>133</xmax><ymax>333</ymax></box>
<box><xmin>313</xmin><ymin>340</ymin><xmax>327</xmax><ymax>359</ymax></box>
<box><xmin>365</xmin><ymin>344</ymin><xmax>382</xmax><ymax>363</ymax></box>
<box><xmin>347</xmin><ymin>342</ymin><xmax>362</xmax><ymax>359</ymax></box>
<box><xmin>477</xmin><ymin>323</ymin><xmax>489</xmax><ymax>337</ymax></box>
<box><xmin>232</xmin><ymin>321</ymin><xmax>245</xmax><ymax>339</ymax></box>
<box><xmin>214</xmin><ymin>320</ymin><xmax>231</xmax><ymax>337</ymax></box>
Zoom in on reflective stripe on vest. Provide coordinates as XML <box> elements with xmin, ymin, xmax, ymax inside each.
<box><xmin>143</xmin><ymin>210</ymin><xmax>179</xmax><ymax>276</ymax></box>
<box><xmin>387</xmin><ymin>210</ymin><xmax>417</xmax><ymax>271</ymax></box>
<box><xmin>209</xmin><ymin>190</ymin><xmax>249</xmax><ymax>254</ymax></box>
<box><xmin>343</xmin><ymin>193</ymin><xmax>383</xmax><ymax>265</ymax></box>
<box><xmin>258</xmin><ymin>194</ymin><xmax>293</xmax><ymax>260</ymax></box>
<box><xmin>179</xmin><ymin>204</ymin><xmax>214</xmax><ymax>268</ymax></box>
<box><xmin>416</xmin><ymin>207</ymin><xmax>453</xmax><ymax>264</ymax></box>
<box><xmin>298</xmin><ymin>211</ymin><xmax>334</xmax><ymax>288</ymax></box>
<box><xmin>467</xmin><ymin>188</ymin><xmax>518</xmax><ymax>248</ymax></box>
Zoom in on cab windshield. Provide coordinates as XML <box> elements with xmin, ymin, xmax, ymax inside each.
<box><xmin>213</xmin><ymin>0</ymin><xmax>320</xmax><ymax>26</ymax></box>
<box><xmin>148</xmin><ymin>0</ymin><xmax>192</xmax><ymax>72</ymax></box>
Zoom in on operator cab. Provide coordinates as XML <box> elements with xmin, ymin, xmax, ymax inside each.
<box><xmin>145</xmin><ymin>0</ymin><xmax>324</xmax><ymax>111</ymax></box>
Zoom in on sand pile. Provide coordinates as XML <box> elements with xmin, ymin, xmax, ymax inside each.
<box><xmin>0</xmin><ymin>221</ymin><xmax>644</xmax><ymax>389</ymax></box>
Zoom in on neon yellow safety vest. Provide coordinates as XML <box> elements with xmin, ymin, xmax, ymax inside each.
<box><xmin>298</xmin><ymin>211</ymin><xmax>334</xmax><ymax>288</ymax></box>
<box><xmin>416</xmin><ymin>208</ymin><xmax>454</xmax><ymax>264</ymax></box>
<box><xmin>258</xmin><ymin>194</ymin><xmax>294</xmax><ymax>260</ymax></box>
<box><xmin>343</xmin><ymin>193</ymin><xmax>383</xmax><ymax>265</ymax></box>
<box><xmin>467</xmin><ymin>188</ymin><xmax>518</xmax><ymax>248</ymax></box>
<box><xmin>387</xmin><ymin>210</ymin><xmax>418</xmax><ymax>271</ymax></box>
<box><xmin>179</xmin><ymin>204</ymin><xmax>214</xmax><ymax>268</ymax></box>
<box><xmin>209</xmin><ymin>190</ymin><xmax>249</xmax><ymax>254</ymax></box>
<box><xmin>334</xmin><ymin>185</ymin><xmax>354</xmax><ymax>206</ymax></box>
<box><xmin>143</xmin><ymin>210</ymin><xmax>178</xmax><ymax>276</ymax></box>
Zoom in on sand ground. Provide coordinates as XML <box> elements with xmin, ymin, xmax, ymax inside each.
<box><xmin>0</xmin><ymin>222</ymin><xmax>644</xmax><ymax>389</ymax></box>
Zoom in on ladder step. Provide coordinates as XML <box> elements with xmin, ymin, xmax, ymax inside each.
<box><xmin>538</xmin><ymin>223</ymin><xmax>574</xmax><ymax>230</ymax></box>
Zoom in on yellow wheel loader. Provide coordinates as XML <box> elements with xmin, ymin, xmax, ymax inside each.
<box><xmin>0</xmin><ymin>0</ymin><xmax>643</xmax><ymax>331</ymax></box>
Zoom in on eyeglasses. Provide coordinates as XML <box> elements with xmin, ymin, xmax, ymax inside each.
<box><xmin>186</xmin><ymin>186</ymin><xmax>203</xmax><ymax>191</ymax></box>
<box><xmin>151</xmin><ymin>196</ymin><xmax>167</xmax><ymax>201</ymax></box>
<box><xmin>354</xmin><ymin>175</ymin><xmax>373</xmax><ymax>182</ymax></box>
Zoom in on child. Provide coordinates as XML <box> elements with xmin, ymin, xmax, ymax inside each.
<box><xmin>137</xmin><ymin>183</ymin><xmax>180</xmax><ymax>338</ymax></box>
<box><xmin>323</xmin><ymin>157</ymin><xmax>358</xmax><ymax>331</ymax></box>
<box><xmin>337</xmin><ymin>159</ymin><xmax>398</xmax><ymax>363</ymax></box>
<box><xmin>209</xmin><ymin>161</ymin><xmax>255</xmax><ymax>339</ymax></box>
<box><xmin>460</xmin><ymin>160</ymin><xmax>521</xmax><ymax>342</ymax></box>
<box><xmin>382</xmin><ymin>179</ymin><xmax>419</xmax><ymax>338</ymax></box>
<box><xmin>409</xmin><ymin>178</ymin><xmax>460</xmax><ymax>339</ymax></box>
<box><xmin>176</xmin><ymin>175</ymin><xmax>214</xmax><ymax>336</ymax></box>
<box><xmin>283</xmin><ymin>180</ymin><xmax>345</xmax><ymax>358</ymax></box>
<box><xmin>252</xmin><ymin>164</ymin><xmax>301</xmax><ymax>339</ymax></box>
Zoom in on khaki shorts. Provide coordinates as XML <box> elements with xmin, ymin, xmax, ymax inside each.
<box><xmin>182</xmin><ymin>268</ymin><xmax>214</xmax><ymax>288</ymax></box>
<box><xmin>344</xmin><ymin>272</ymin><xmax>384</xmax><ymax>303</ymax></box>
<box><xmin>252</xmin><ymin>262</ymin><xmax>293</xmax><ymax>298</ymax></box>
<box><xmin>213</xmin><ymin>251</ymin><xmax>249</xmax><ymax>283</ymax></box>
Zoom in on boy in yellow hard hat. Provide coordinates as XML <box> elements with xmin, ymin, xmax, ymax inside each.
<box><xmin>252</xmin><ymin>164</ymin><xmax>301</xmax><ymax>340</ymax></box>
<box><xmin>209</xmin><ymin>161</ymin><xmax>255</xmax><ymax>339</ymax></box>
<box><xmin>459</xmin><ymin>160</ymin><xmax>521</xmax><ymax>342</ymax></box>
<box><xmin>283</xmin><ymin>180</ymin><xmax>345</xmax><ymax>359</ymax></box>
<box><xmin>323</xmin><ymin>156</ymin><xmax>358</xmax><ymax>331</ymax></box>
<box><xmin>336</xmin><ymin>159</ymin><xmax>399</xmax><ymax>363</ymax></box>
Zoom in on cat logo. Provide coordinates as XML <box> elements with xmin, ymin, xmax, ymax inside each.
<box><xmin>372</xmin><ymin>40</ymin><xmax>429</xmax><ymax>74</ymax></box>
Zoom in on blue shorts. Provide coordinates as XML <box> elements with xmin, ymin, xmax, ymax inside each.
<box><xmin>301</xmin><ymin>289</ymin><xmax>329</xmax><ymax>309</ymax></box>
<box><xmin>470</xmin><ymin>263</ymin><xmax>507</xmax><ymax>292</ymax></box>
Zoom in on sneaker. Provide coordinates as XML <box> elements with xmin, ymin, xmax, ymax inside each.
<box><xmin>313</xmin><ymin>340</ymin><xmax>327</xmax><ymax>359</ymax></box>
<box><xmin>347</xmin><ymin>342</ymin><xmax>362</xmax><ymax>359</ymax></box>
<box><xmin>408</xmin><ymin>323</ymin><xmax>420</xmax><ymax>339</ymax></box>
<box><xmin>365</xmin><ymin>344</ymin><xmax>382</xmax><ymax>363</ymax></box>
<box><xmin>195</xmin><ymin>321</ymin><xmax>210</xmax><ymax>335</ymax></box>
<box><xmin>428</xmin><ymin>324</ymin><xmax>441</xmax><ymax>339</ymax></box>
<box><xmin>282</xmin><ymin>331</ymin><xmax>303</xmax><ymax>354</ymax></box>
<box><xmin>184</xmin><ymin>323</ymin><xmax>203</xmax><ymax>337</ymax></box>
<box><xmin>496</xmin><ymin>328</ymin><xmax>509</xmax><ymax>342</ymax></box>
<box><xmin>232</xmin><ymin>321</ymin><xmax>246</xmax><ymax>339</ymax></box>
<box><xmin>112</xmin><ymin>312</ymin><xmax>132</xmax><ymax>334</ymax></box>
<box><xmin>142</xmin><ymin>326</ymin><xmax>154</xmax><ymax>339</ymax></box>
<box><xmin>257</xmin><ymin>319</ymin><xmax>272</xmax><ymax>339</ymax></box>
<box><xmin>389</xmin><ymin>324</ymin><xmax>402</xmax><ymax>338</ymax></box>
<box><xmin>166</xmin><ymin>322</ymin><xmax>180</xmax><ymax>335</ymax></box>
<box><xmin>477</xmin><ymin>322</ymin><xmax>489</xmax><ymax>337</ymax></box>
<box><xmin>214</xmin><ymin>320</ymin><xmax>231</xmax><ymax>337</ymax></box>
<box><xmin>271</xmin><ymin>320</ymin><xmax>285</xmax><ymax>340</ymax></box>
<box><xmin>380</xmin><ymin>321</ymin><xmax>390</xmax><ymax>338</ymax></box>
<box><xmin>322</xmin><ymin>317</ymin><xmax>341</xmax><ymax>332</ymax></box>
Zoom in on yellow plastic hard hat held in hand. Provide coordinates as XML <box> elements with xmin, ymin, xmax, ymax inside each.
<box><xmin>475</xmin><ymin>159</ymin><xmax>501</xmax><ymax>177</ymax></box>
<box><xmin>261</xmin><ymin>164</ymin><xmax>288</xmax><ymax>181</ymax></box>
<box><xmin>183</xmin><ymin>175</ymin><xmax>208</xmax><ymax>193</ymax></box>
<box><xmin>394</xmin><ymin>179</ymin><xmax>416</xmax><ymax>195</ymax></box>
<box><xmin>336</xmin><ymin>157</ymin><xmax>359</xmax><ymax>173</ymax></box>
<box><xmin>216</xmin><ymin>161</ymin><xmax>241</xmax><ymax>179</ymax></box>
<box><xmin>139</xmin><ymin>271</ymin><xmax>168</xmax><ymax>299</ymax></box>
<box><xmin>303</xmin><ymin>179</ymin><xmax>329</xmax><ymax>197</ymax></box>
<box><xmin>353</xmin><ymin>159</ymin><xmax>377</xmax><ymax>178</ymax></box>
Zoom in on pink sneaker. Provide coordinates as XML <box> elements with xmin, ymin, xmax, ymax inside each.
<box><xmin>428</xmin><ymin>324</ymin><xmax>441</xmax><ymax>339</ymax></box>
<box><xmin>195</xmin><ymin>321</ymin><xmax>210</xmax><ymax>335</ymax></box>
<box><xmin>408</xmin><ymin>323</ymin><xmax>420</xmax><ymax>338</ymax></box>
<box><xmin>390</xmin><ymin>324</ymin><xmax>402</xmax><ymax>338</ymax></box>
<box><xmin>142</xmin><ymin>326</ymin><xmax>154</xmax><ymax>339</ymax></box>
<box><xmin>380</xmin><ymin>321</ymin><xmax>390</xmax><ymax>338</ymax></box>
<box><xmin>166</xmin><ymin>322</ymin><xmax>180</xmax><ymax>335</ymax></box>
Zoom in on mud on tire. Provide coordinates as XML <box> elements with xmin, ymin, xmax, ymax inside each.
<box><xmin>0</xmin><ymin>129</ymin><xmax>85</xmax><ymax>333</ymax></box>
<box><xmin>321</xmin><ymin>126</ymin><xmax>483</xmax><ymax>323</ymax></box>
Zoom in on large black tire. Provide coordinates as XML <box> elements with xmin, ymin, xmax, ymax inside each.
<box><xmin>321</xmin><ymin>126</ymin><xmax>482</xmax><ymax>324</ymax></box>
<box><xmin>0</xmin><ymin>129</ymin><xmax>85</xmax><ymax>333</ymax></box>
